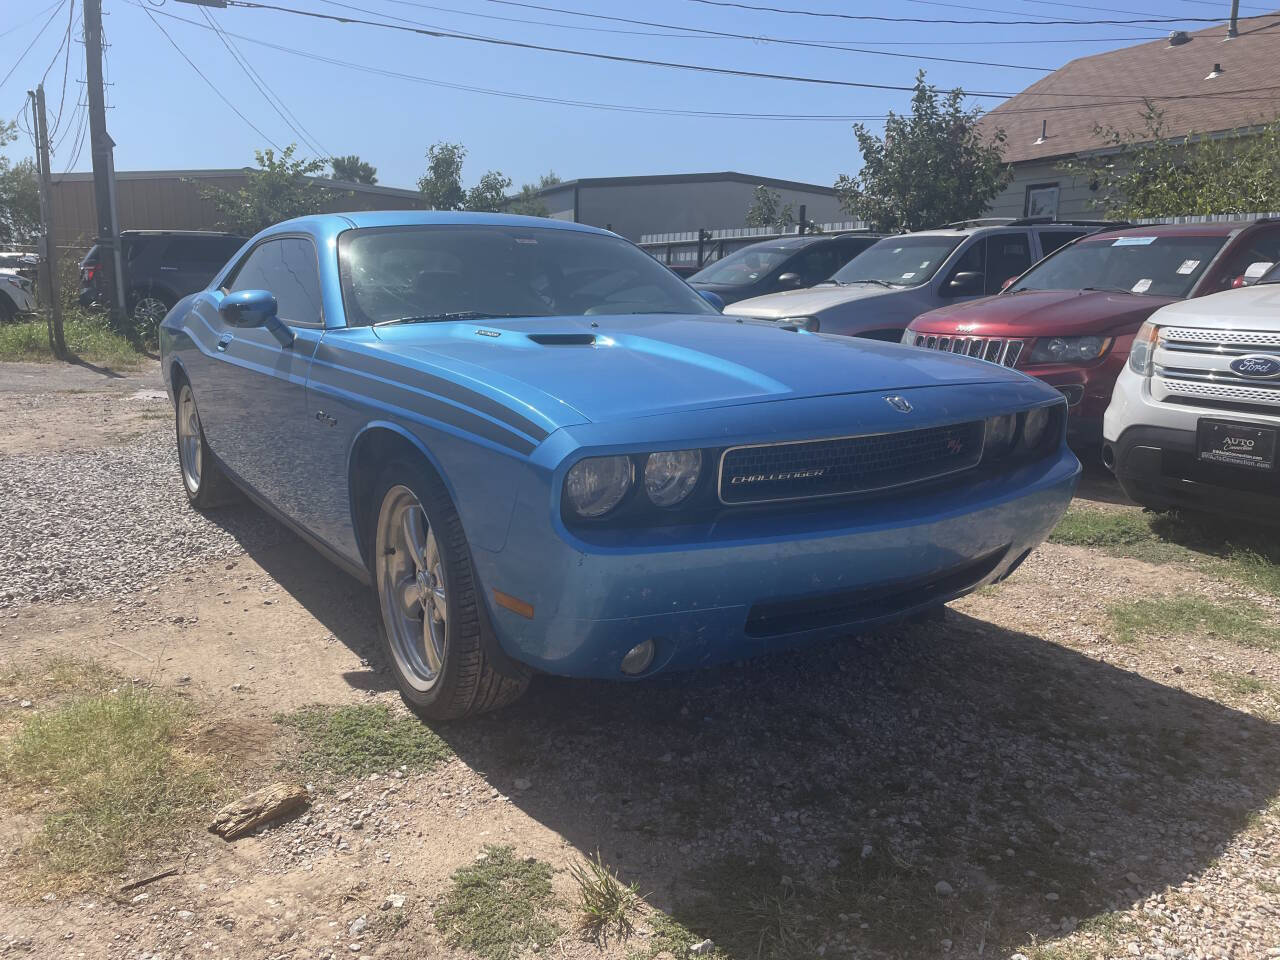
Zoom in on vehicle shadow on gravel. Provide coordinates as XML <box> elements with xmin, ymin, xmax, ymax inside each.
<box><xmin>432</xmin><ymin>611</ymin><xmax>1280</xmax><ymax>958</ymax></box>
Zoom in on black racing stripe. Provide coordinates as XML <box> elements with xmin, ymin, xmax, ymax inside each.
<box><xmin>318</xmin><ymin>366</ymin><xmax>536</xmax><ymax>456</ymax></box>
<box><xmin>317</xmin><ymin>343</ymin><xmax>551</xmax><ymax>441</ymax></box>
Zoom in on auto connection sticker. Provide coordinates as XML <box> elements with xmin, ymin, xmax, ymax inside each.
<box><xmin>901</xmin><ymin>272</ymin><xmax>916</xmax><ymax>279</ymax></box>
<box><xmin>1131</xmin><ymin>278</ymin><xmax>1153</xmax><ymax>293</ymax></box>
<box><xmin>1113</xmin><ymin>236</ymin><xmax>1156</xmax><ymax>246</ymax></box>
<box><xmin>1177</xmin><ymin>259</ymin><xmax>1201</xmax><ymax>275</ymax></box>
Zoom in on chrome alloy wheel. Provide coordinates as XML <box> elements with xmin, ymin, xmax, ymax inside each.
<box><xmin>176</xmin><ymin>383</ymin><xmax>202</xmax><ymax>494</ymax></box>
<box><xmin>375</xmin><ymin>485</ymin><xmax>448</xmax><ymax>692</ymax></box>
<box><xmin>133</xmin><ymin>296</ymin><xmax>170</xmax><ymax>327</ymax></box>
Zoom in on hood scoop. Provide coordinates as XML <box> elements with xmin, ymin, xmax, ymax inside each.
<box><xmin>528</xmin><ymin>333</ymin><xmax>598</xmax><ymax>346</ymax></box>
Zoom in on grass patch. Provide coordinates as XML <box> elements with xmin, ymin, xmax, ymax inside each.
<box><xmin>278</xmin><ymin>704</ymin><xmax>451</xmax><ymax>778</ymax></box>
<box><xmin>2</xmin><ymin>686</ymin><xmax>216</xmax><ymax>879</ymax></box>
<box><xmin>0</xmin><ymin>311</ymin><xmax>146</xmax><ymax>369</ymax></box>
<box><xmin>434</xmin><ymin>845</ymin><xmax>562</xmax><ymax>960</ymax></box>
<box><xmin>1212</xmin><ymin>671</ymin><xmax>1272</xmax><ymax>698</ymax></box>
<box><xmin>1106</xmin><ymin>594</ymin><xmax>1280</xmax><ymax>649</ymax></box>
<box><xmin>1052</xmin><ymin>505</ymin><xmax>1280</xmax><ymax>596</ymax></box>
<box><xmin>571</xmin><ymin>850</ymin><xmax>639</xmax><ymax>942</ymax></box>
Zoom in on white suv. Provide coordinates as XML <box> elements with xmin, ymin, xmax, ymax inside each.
<box><xmin>1103</xmin><ymin>263</ymin><xmax>1280</xmax><ymax>518</ymax></box>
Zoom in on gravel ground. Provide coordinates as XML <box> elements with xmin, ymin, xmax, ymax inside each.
<box><xmin>0</xmin><ymin>431</ymin><xmax>279</xmax><ymax>608</ymax></box>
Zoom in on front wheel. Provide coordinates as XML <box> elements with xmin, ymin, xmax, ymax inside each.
<box><xmin>129</xmin><ymin>289</ymin><xmax>174</xmax><ymax>341</ymax></box>
<box><xmin>372</xmin><ymin>462</ymin><xmax>528</xmax><ymax>720</ymax></box>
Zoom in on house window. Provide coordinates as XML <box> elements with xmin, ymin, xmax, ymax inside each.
<box><xmin>1024</xmin><ymin>183</ymin><xmax>1060</xmax><ymax>220</ymax></box>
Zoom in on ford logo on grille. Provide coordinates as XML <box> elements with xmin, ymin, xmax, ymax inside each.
<box><xmin>1229</xmin><ymin>354</ymin><xmax>1280</xmax><ymax>379</ymax></box>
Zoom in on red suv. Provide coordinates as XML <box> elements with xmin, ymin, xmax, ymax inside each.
<box><xmin>903</xmin><ymin>221</ymin><xmax>1280</xmax><ymax>441</ymax></box>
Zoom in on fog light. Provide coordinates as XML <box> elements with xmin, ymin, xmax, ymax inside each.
<box><xmin>620</xmin><ymin>639</ymin><xmax>656</xmax><ymax>675</ymax></box>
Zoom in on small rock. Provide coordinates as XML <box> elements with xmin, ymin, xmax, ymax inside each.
<box><xmin>131</xmin><ymin>893</ymin><xmax>150</xmax><ymax>904</ymax></box>
<box><xmin>177</xmin><ymin>910</ymin><xmax>195</xmax><ymax>921</ymax></box>
<box><xmin>934</xmin><ymin>880</ymin><xmax>954</xmax><ymax>897</ymax></box>
<box><xmin>381</xmin><ymin>894</ymin><xmax>405</xmax><ymax>911</ymax></box>
<box><xmin>513</xmin><ymin>778</ymin><xmax>532</xmax><ymax>791</ymax></box>
<box><xmin>941</xmin><ymin>939</ymin><xmax>952</xmax><ymax>951</ymax></box>
<box><xmin>861</xmin><ymin>844</ymin><xmax>873</xmax><ymax>859</ymax></box>
<box><xmin>40</xmin><ymin>893</ymin><xmax>56</xmax><ymax>903</ymax></box>
<box><xmin>19</xmin><ymin>700</ymin><xmax>33</xmax><ymax>709</ymax></box>
<box><xmin>1173</xmin><ymin>664</ymin><xmax>1184</xmax><ymax>674</ymax></box>
<box><xmin>1125</xmin><ymin>872</ymin><xmax>1141</xmax><ymax>886</ymax></box>
<box><xmin>690</xmin><ymin>939</ymin><xmax>716</xmax><ymax>955</ymax></box>
<box><xmin>349</xmin><ymin>944</ymin><xmax>362</xmax><ymax>953</ymax></box>
<box><xmin>349</xmin><ymin>916</ymin><xmax>367</xmax><ymax>937</ymax></box>
<box><xmin>1044</xmin><ymin>892</ymin><xmax>1060</xmax><ymax>902</ymax></box>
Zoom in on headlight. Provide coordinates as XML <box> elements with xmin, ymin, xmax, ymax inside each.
<box><xmin>564</xmin><ymin>455</ymin><xmax>633</xmax><ymax>518</ymax></box>
<box><xmin>1128</xmin><ymin>321</ymin><xmax>1158</xmax><ymax>376</ymax></box>
<box><xmin>1022</xmin><ymin>406</ymin><xmax>1051</xmax><ymax>448</ymax></box>
<box><xmin>780</xmin><ymin>316</ymin><xmax>819</xmax><ymax>332</ymax></box>
<box><xmin>644</xmin><ymin>449</ymin><xmax>702</xmax><ymax>507</ymax></box>
<box><xmin>1027</xmin><ymin>335</ymin><xmax>1112</xmax><ymax>365</ymax></box>
<box><xmin>984</xmin><ymin>413</ymin><xmax>1018</xmax><ymax>458</ymax></box>
<box><xmin>900</xmin><ymin>328</ymin><xmax>916</xmax><ymax>345</ymax></box>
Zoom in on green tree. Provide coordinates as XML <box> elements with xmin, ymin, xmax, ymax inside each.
<box><xmin>506</xmin><ymin>171</ymin><xmax>562</xmax><ymax>217</ymax></box>
<box><xmin>834</xmin><ymin>71</ymin><xmax>1011</xmax><ymax>233</ymax></box>
<box><xmin>199</xmin><ymin>144</ymin><xmax>327</xmax><ymax>235</ymax></box>
<box><xmin>1061</xmin><ymin>102</ymin><xmax>1280</xmax><ymax>219</ymax></box>
<box><xmin>744</xmin><ymin>185</ymin><xmax>794</xmax><ymax>232</ymax></box>
<box><xmin>417</xmin><ymin>142</ymin><xmax>468</xmax><ymax>211</ymax></box>
<box><xmin>329</xmin><ymin>154</ymin><xmax>378</xmax><ymax>185</ymax></box>
<box><xmin>0</xmin><ymin>122</ymin><xmax>40</xmax><ymax>246</ymax></box>
<box><xmin>465</xmin><ymin>170</ymin><xmax>513</xmax><ymax>213</ymax></box>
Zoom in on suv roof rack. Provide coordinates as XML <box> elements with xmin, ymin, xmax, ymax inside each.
<box><xmin>942</xmin><ymin>217</ymin><xmax>1016</xmax><ymax>229</ymax></box>
<box><xmin>1007</xmin><ymin>217</ymin><xmax>1131</xmax><ymax>228</ymax></box>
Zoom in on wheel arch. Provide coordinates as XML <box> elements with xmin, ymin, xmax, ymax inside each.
<box><xmin>347</xmin><ymin>421</ymin><xmax>457</xmax><ymax>573</ymax></box>
<box><xmin>130</xmin><ymin>281</ymin><xmax>182</xmax><ymax>308</ymax></box>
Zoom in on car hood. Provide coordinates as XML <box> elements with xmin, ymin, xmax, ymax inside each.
<box><xmin>370</xmin><ymin>313</ymin><xmax>1022</xmax><ymax>428</ymax></box>
<box><xmin>1145</xmin><ymin>283</ymin><xmax>1280</xmax><ymax>330</ymax></box>
<box><xmin>911</xmin><ymin>289</ymin><xmax>1176</xmax><ymax>337</ymax></box>
<box><xmin>727</xmin><ymin>283</ymin><xmax>897</xmax><ymax>318</ymax></box>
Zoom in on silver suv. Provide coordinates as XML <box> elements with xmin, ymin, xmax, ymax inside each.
<box><xmin>726</xmin><ymin>219</ymin><xmax>1112</xmax><ymax>339</ymax></box>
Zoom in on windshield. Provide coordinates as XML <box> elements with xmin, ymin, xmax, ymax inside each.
<box><xmin>338</xmin><ymin>225</ymin><xmax>717</xmax><ymax>325</ymax></box>
<box><xmin>829</xmin><ymin>235</ymin><xmax>962</xmax><ymax>286</ymax></box>
<box><xmin>690</xmin><ymin>244</ymin><xmax>795</xmax><ymax>285</ymax></box>
<box><xmin>1012</xmin><ymin>234</ymin><xmax>1228</xmax><ymax>298</ymax></box>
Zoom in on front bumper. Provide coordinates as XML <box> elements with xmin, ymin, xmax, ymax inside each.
<box><xmin>1021</xmin><ymin>352</ymin><xmax>1128</xmax><ymax>444</ymax></box>
<box><xmin>475</xmin><ymin>447</ymin><xmax>1079</xmax><ymax>679</ymax></box>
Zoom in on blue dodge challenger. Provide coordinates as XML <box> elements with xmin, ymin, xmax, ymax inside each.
<box><xmin>161</xmin><ymin>212</ymin><xmax>1079</xmax><ymax>719</ymax></box>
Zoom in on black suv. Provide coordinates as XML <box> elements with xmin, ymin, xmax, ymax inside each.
<box><xmin>80</xmin><ymin>230</ymin><xmax>246</xmax><ymax>329</ymax></box>
<box><xmin>688</xmin><ymin>232</ymin><xmax>880</xmax><ymax>306</ymax></box>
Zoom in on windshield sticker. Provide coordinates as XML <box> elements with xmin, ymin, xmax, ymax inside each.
<box><xmin>892</xmin><ymin>248</ymin><xmax>904</xmax><ymax>253</ymax></box>
<box><xmin>1113</xmin><ymin>237</ymin><xmax>1156</xmax><ymax>246</ymax></box>
<box><xmin>901</xmin><ymin>271</ymin><xmax>917</xmax><ymax>279</ymax></box>
<box><xmin>1177</xmin><ymin>259</ymin><xmax>1201</xmax><ymax>275</ymax></box>
<box><xmin>919</xmin><ymin>261</ymin><xmax>931</xmax><ymax>268</ymax></box>
<box><xmin>1131</xmin><ymin>278</ymin><xmax>1153</xmax><ymax>293</ymax></box>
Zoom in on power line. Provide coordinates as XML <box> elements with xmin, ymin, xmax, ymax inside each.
<box><xmin>198</xmin><ymin>6</ymin><xmax>331</xmax><ymax>157</ymax></box>
<box><xmin>365</xmin><ymin>0</ymin><xmax>1055</xmax><ymax>71</ymax></box>
<box><xmin>138</xmin><ymin>4</ymin><xmax>283</xmax><ymax>150</ymax></box>
<box><xmin>0</xmin><ymin>1</ymin><xmax>63</xmax><ymax>40</ymax></box>
<box><xmin>680</xmin><ymin>0</ymin><xmax>1275</xmax><ymax>27</ymax></box>
<box><xmin>44</xmin><ymin>0</ymin><xmax>77</xmax><ymax>140</ymax></box>
<box><xmin>214</xmin><ymin>0</ymin><xmax>1280</xmax><ymax>103</ymax></box>
<box><xmin>0</xmin><ymin>0</ymin><xmax>68</xmax><ymax>96</ymax></box>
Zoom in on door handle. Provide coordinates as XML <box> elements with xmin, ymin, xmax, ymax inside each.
<box><xmin>217</xmin><ymin>333</ymin><xmax>233</xmax><ymax>352</ymax></box>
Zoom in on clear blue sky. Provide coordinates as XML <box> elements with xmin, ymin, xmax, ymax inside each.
<box><xmin>0</xmin><ymin>0</ymin><xmax>1266</xmax><ymax>192</ymax></box>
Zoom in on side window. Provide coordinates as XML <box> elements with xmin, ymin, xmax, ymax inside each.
<box><xmin>984</xmin><ymin>232</ymin><xmax>1032</xmax><ymax>294</ymax></box>
<box><xmin>1039</xmin><ymin>230</ymin><xmax>1085</xmax><ymax>257</ymax></box>
<box><xmin>944</xmin><ymin>240</ymin><xmax>984</xmax><ymax>282</ymax></box>
<box><xmin>835</xmin><ymin>237</ymin><xmax>873</xmax><ymax>266</ymax></box>
<box><xmin>1215</xmin><ymin>228</ymin><xmax>1280</xmax><ymax>287</ymax></box>
<box><xmin>790</xmin><ymin>245</ymin><xmax>844</xmax><ymax>284</ymax></box>
<box><xmin>226</xmin><ymin>237</ymin><xmax>323</xmax><ymax>325</ymax></box>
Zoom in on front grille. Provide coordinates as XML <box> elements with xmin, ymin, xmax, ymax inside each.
<box><xmin>914</xmin><ymin>334</ymin><xmax>1025</xmax><ymax>367</ymax></box>
<box><xmin>1153</xmin><ymin>327</ymin><xmax>1280</xmax><ymax>411</ymax></box>
<box><xmin>718</xmin><ymin>421</ymin><xmax>985</xmax><ymax>505</ymax></box>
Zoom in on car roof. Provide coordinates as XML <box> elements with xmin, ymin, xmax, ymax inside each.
<box><xmin>1081</xmin><ymin>221</ymin><xmax>1267</xmax><ymax>242</ymax></box>
<box><xmin>278</xmin><ymin>210</ymin><xmax>615</xmax><ymax>237</ymax></box>
<box><xmin>120</xmin><ymin>229</ymin><xmax>245</xmax><ymax>238</ymax></box>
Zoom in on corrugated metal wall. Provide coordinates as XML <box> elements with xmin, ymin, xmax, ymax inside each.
<box><xmin>49</xmin><ymin>173</ymin><xmax>426</xmax><ymax>248</ymax></box>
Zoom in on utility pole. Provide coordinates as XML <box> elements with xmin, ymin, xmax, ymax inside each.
<box><xmin>83</xmin><ymin>0</ymin><xmax>126</xmax><ymax>323</ymax></box>
<box><xmin>1226</xmin><ymin>0</ymin><xmax>1240</xmax><ymax>38</ymax></box>
<box><xmin>30</xmin><ymin>85</ymin><xmax>66</xmax><ymax>359</ymax></box>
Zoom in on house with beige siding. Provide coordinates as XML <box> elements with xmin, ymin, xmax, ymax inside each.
<box><xmin>980</xmin><ymin>14</ymin><xmax>1280</xmax><ymax>220</ymax></box>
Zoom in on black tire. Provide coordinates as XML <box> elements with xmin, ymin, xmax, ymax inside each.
<box><xmin>0</xmin><ymin>292</ymin><xmax>16</xmax><ymax>324</ymax></box>
<box><xmin>173</xmin><ymin>376</ymin><xmax>238</xmax><ymax>510</ymax></box>
<box><xmin>371</xmin><ymin>459</ymin><xmax>529</xmax><ymax>720</ymax></box>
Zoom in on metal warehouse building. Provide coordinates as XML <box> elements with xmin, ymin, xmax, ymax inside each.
<box><xmin>47</xmin><ymin>168</ymin><xmax>425</xmax><ymax>246</ymax></box>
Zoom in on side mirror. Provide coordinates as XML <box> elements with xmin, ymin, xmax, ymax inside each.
<box><xmin>776</xmin><ymin>272</ymin><xmax>803</xmax><ymax>288</ymax></box>
<box><xmin>219</xmin><ymin>289</ymin><xmax>294</xmax><ymax>346</ymax></box>
<box><xmin>946</xmin><ymin>271</ymin><xmax>984</xmax><ymax>296</ymax></box>
<box><xmin>1240</xmin><ymin>261</ymin><xmax>1275</xmax><ymax>286</ymax></box>
<box><xmin>698</xmin><ymin>289</ymin><xmax>725</xmax><ymax>312</ymax></box>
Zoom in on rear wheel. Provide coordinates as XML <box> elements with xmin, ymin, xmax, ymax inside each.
<box><xmin>372</xmin><ymin>461</ymin><xmax>528</xmax><ymax>720</ymax></box>
<box><xmin>0</xmin><ymin>293</ymin><xmax>16</xmax><ymax>324</ymax></box>
<box><xmin>174</xmin><ymin>380</ymin><xmax>237</xmax><ymax>509</ymax></box>
<box><xmin>129</xmin><ymin>289</ymin><xmax>174</xmax><ymax>341</ymax></box>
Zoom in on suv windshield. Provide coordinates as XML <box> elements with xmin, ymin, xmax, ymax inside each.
<box><xmin>829</xmin><ymin>235</ymin><xmax>962</xmax><ymax>286</ymax></box>
<box><xmin>338</xmin><ymin>225</ymin><xmax>717</xmax><ymax>325</ymax></box>
<box><xmin>1012</xmin><ymin>234</ymin><xmax>1229</xmax><ymax>298</ymax></box>
<box><xmin>690</xmin><ymin>245</ymin><xmax>796</xmax><ymax>285</ymax></box>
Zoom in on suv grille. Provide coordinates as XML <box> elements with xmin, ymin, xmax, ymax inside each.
<box><xmin>718</xmin><ymin>421</ymin><xmax>985</xmax><ymax>505</ymax></box>
<box><xmin>1153</xmin><ymin>327</ymin><xmax>1280</xmax><ymax>410</ymax></box>
<box><xmin>913</xmin><ymin>334</ymin><xmax>1025</xmax><ymax>367</ymax></box>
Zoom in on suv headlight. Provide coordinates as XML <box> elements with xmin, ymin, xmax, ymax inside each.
<box><xmin>1128</xmin><ymin>321</ymin><xmax>1158</xmax><ymax>376</ymax></box>
<box><xmin>1027</xmin><ymin>335</ymin><xmax>1112</xmax><ymax>365</ymax></box>
<box><xmin>564</xmin><ymin>455</ymin><xmax>633</xmax><ymax>518</ymax></box>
